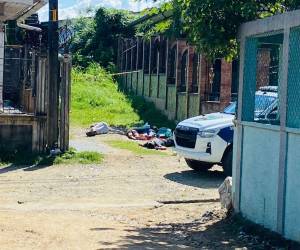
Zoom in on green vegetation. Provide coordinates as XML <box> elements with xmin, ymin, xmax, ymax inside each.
<box><xmin>71</xmin><ymin>8</ymin><xmax>138</xmax><ymax>68</ymax></box>
<box><xmin>53</xmin><ymin>148</ymin><xmax>103</xmax><ymax>165</ymax></box>
<box><xmin>106</xmin><ymin>140</ymin><xmax>166</xmax><ymax>156</ymax></box>
<box><xmin>145</xmin><ymin>0</ymin><xmax>300</xmax><ymax>59</ymax></box>
<box><xmin>0</xmin><ymin>148</ymin><xmax>103</xmax><ymax>167</ymax></box>
<box><xmin>71</xmin><ymin>64</ymin><xmax>176</xmax><ymax>129</ymax></box>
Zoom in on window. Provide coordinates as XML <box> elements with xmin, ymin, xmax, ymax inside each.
<box><xmin>150</xmin><ymin>39</ymin><xmax>159</xmax><ymax>74</ymax></box>
<box><xmin>205</xmin><ymin>59</ymin><xmax>221</xmax><ymax>101</ymax></box>
<box><xmin>179</xmin><ymin>50</ymin><xmax>188</xmax><ymax>92</ymax></box>
<box><xmin>167</xmin><ymin>45</ymin><xmax>177</xmax><ymax>84</ymax></box>
<box><xmin>191</xmin><ymin>53</ymin><xmax>199</xmax><ymax>93</ymax></box>
<box><xmin>137</xmin><ymin>40</ymin><xmax>143</xmax><ymax>70</ymax></box>
<box><xmin>132</xmin><ymin>40</ymin><xmax>137</xmax><ymax>71</ymax></box>
<box><xmin>159</xmin><ymin>39</ymin><xmax>167</xmax><ymax>74</ymax></box>
<box><xmin>242</xmin><ymin>33</ymin><xmax>283</xmax><ymax>124</ymax></box>
<box><xmin>143</xmin><ymin>42</ymin><xmax>150</xmax><ymax>74</ymax></box>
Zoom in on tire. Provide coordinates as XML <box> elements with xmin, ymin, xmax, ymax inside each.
<box><xmin>185</xmin><ymin>159</ymin><xmax>213</xmax><ymax>172</ymax></box>
<box><xmin>222</xmin><ymin>147</ymin><xmax>233</xmax><ymax>176</ymax></box>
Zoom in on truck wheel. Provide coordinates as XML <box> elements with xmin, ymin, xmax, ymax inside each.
<box><xmin>185</xmin><ymin>159</ymin><xmax>213</xmax><ymax>172</ymax></box>
<box><xmin>222</xmin><ymin>147</ymin><xmax>233</xmax><ymax>176</ymax></box>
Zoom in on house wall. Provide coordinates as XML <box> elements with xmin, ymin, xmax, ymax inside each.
<box><xmin>118</xmin><ymin>36</ymin><xmax>235</xmax><ymax>123</ymax></box>
<box><xmin>239</xmin><ymin>124</ymin><xmax>280</xmax><ymax>232</ymax></box>
<box><xmin>0</xmin><ymin>115</ymin><xmax>46</xmax><ymax>153</ymax></box>
<box><xmin>233</xmin><ymin>9</ymin><xmax>300</xmax><ymax>243</ymax></box>
<box><xmin>284</xmin><ymin>131</ymin><xmax>300</xmax><ymax>241</ymax></box>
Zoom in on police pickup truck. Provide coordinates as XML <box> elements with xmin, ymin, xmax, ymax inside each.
<box><xmin>174</xmin><ymin>86</ymin><xmax>278</xmax><ymax>176</ymax></box>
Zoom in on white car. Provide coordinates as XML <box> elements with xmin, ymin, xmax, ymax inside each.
<box><xmin>174</xmin><ymin>86</ymin><xmax>278</xmax><ymax>176</ymax></box>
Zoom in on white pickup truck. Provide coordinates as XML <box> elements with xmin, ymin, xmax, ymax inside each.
<box><xmin>174</xmin><ymin>86</ymin><xmax>279</xmax><ymax>176</ymax></box>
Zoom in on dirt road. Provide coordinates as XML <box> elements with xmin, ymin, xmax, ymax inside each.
<box><xmin>0</xmin><ymin>132</ymin><xmax>285</xmax><ymax>249</ymax></box>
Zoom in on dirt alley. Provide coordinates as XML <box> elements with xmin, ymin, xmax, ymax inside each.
<box><xmin>0</xmin><ymin>130</ymin><xmax>284</xmax><ymax>249</ymax></box>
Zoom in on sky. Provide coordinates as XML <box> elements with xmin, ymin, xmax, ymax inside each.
<box><xmin>38</xmin><ymin>0</ymin><xmax>156</xmax><ymax>21</ymax></box>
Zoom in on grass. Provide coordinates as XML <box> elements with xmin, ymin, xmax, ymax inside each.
<box><xmin>53</xmin><ymin>148</ymin><xmax>104</xmax><ymax>165</ymax></box>
<box><xmin>0</xmin><ymin>148</ymin><xmax>103</xmax><ymax>167</ymax></box>
<box><xmin>106</xmin><ymin>140</ymin><xmax>166</xmax><ymax>156</ymax></box>
<box><xmin>71</xmin><ymin>64</ymin><xmax>175</xmax><ymax>129</ymax></box>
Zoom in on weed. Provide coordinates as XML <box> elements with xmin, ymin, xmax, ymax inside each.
<box><xmin>106</xmin><ymin>140</ymin><xmax>166</xmax><ymax>156</ymax></box>
<box><xmin>54</xmin><ymin>148</ymin><xmax>103</xmax><ymax>164</ymax></box>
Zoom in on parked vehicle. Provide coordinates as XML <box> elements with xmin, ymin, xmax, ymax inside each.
<box><xmin>174</xmin><ymin>86</ymin><xmax>278</xmax><ymax>176</ymax></box>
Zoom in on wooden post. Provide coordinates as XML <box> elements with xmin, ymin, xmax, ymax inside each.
<box><xmin>59</xmin><ymin>55</ymin><xmax>71</xmax><ymax>152</ymax></box>
<box><xmin>48</xmin><ymin>0</ymin><xmax>59</xmax><ymax>149</ymax></box>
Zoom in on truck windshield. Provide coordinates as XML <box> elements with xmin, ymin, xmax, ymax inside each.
<box><xmin>223</xmin><ymin>102</ymin><xmax>236</xmax><ymax>114</ymax></box>
<box><xmin>223</xmin><ymin>94</ymin><xmax>277</xmax><ymax>116</ymax></box>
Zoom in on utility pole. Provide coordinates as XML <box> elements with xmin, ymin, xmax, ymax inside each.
<box><xmin>48</xmin><ymin>0</ymin><xmax>59</xmax><ymax>149</ymax></box>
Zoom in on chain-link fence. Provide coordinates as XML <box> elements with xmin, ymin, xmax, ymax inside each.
<box><xmin>287</xmin><ymin>27</ymin><xmax>300</xmax><ymax>129</ymax></box>
<box><xmin>241</xmin><ymin>32</ymin><xmax>283</xmax><ymax>125</ymax></box>
<box><xmin>241</xmin><ymin>26</ymin><xmax>300</xmax><ymax>129</ymax></box>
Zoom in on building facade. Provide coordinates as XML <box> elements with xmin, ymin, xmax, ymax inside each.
<box><xmin>0</xmin><ymin>1</ymin><xmax>71</xmax><ymax>153</ymax></box>
<box><xmin>117</xmin><ymin>34</ymin><xmax>238</xmax><ymax>122</ymax></box>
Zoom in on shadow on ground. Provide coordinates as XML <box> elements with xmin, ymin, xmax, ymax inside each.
<box><xmin>164</xmin><ymin>169</ymin><xmax>224</xmax><ymax>189</ymax></box>
<box><xmin>123</xmin><ymin>91</ymin><xmax>176</xmax><ymax>129</ymax></box>
<box><xmin>93</xmin><ymin>212</ymin><xmax>299</xmax><ymax>249</ymax></box>
<box><xmin>0</xmin><ymin>155</ymin><xmax>55</xmax><ymax>174</ymax></box>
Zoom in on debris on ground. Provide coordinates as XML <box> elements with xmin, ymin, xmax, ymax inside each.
<box><xmin>218</xmin><ymin>177</ymin><xmax>233</xmax><ymax>210</ymax></box>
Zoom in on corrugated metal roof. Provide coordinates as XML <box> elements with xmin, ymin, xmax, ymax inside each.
<box><xmin>0</xmin><ymin>1</ymin><xmax>47</xmax><ymax>21</ymax></box>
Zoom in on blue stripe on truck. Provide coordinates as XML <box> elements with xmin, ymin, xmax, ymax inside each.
<box><xmin>218</xmin><ymin>126</ymin><xmax>234</xmax><ymax>144</ymax></box>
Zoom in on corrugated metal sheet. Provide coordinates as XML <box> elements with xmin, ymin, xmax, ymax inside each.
<box><xmin>0</xmin><ymin>1</ymin><xmax>47</xmax><ymax>21</ymax></box>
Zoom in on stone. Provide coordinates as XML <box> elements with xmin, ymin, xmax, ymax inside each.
<box><xmin>218</xmin><ymin>177</ymin><xmax>233</xmax><ymax>210</ymax></box>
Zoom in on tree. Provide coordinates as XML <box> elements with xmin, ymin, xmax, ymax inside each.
<box><xmin>146</xmin><ymin>0</ymin><xmax>300</xmax><ymax>59</ymax></box>
<box><xmin>71</xmin><ymin>8</ymin><xmax>137</xmax><ymax>69</ymax></box>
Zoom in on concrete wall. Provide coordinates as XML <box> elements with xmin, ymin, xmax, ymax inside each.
<box><xmin>137</xmin><ymin>71</ymin><xmax>144</xmax><ymax>96</ymax></box>
<box><xmin>150</xmin><ymin>74</ymin><xmax>159</xmax><ymax>98</ymax></box>
<box><xmin>167</xmin><ymin>85</ymin><xmax>177</xmax><ymax>120</ymax></box>
<box><xmin>158</xmin><ymin>74</ymin><xmax>167</xmax><ymax>99</ymax></box>
<box><xmin>143</xmin><ymin>74</ymin><xmax>150</xmax><ymax>97</ymax></box>
<box><xmin>127</xmin><ymin>73</ymin><xmax>132</xmax><ymax>91</ymax></box>
<box><xmin>234</xmin><ymin>124</ymin><xmax>300</xmax><ymax>242</ymax></box>
<box><xmin>177</xmin><ymin>93</ymin><xmax>187</xmax><ymax>121</ymax></box>
<box><xmin>284</xmin><ymin>132</ymin><xmax>300</xmax><ymax>241</ymax></box>
<box><xmin>240</xmin><ymin>125</ymin><xmax>280</xmax><ymax>232</ymax></box>
<box><xmin>119</xmin><ymin>70</ymin><xmax>229</xmax><ymax>123</ymax></box>
<box><xmin>188</xmin><ymin>94</ymin><xmax>200</xmax><ymax>118</ymax></box>
<box><xmin>233</xmin><ymin>9</ymin><xmax>300</xmax><ymax>243</ymax></box>
<box><xmin>131</xmin><ymin>72</ymin><xmax>138</xmax><ymax>94</ymax></box>
<box><xmin>118</xmin><ymin>37</ymin><xmax>234</xmax><ymax>123</ymax></box>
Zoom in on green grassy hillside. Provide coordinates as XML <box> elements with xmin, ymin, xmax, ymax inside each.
<box><xmin>71</xmin><ymin>64</ymin><xmax>175</xmax><ymax>129</ymax></box>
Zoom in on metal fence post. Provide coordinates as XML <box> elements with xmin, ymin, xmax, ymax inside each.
<box><xmin>277</xmin><ymin>27</ymin><xmax>290</xmax><ymax>235</ymax></box>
